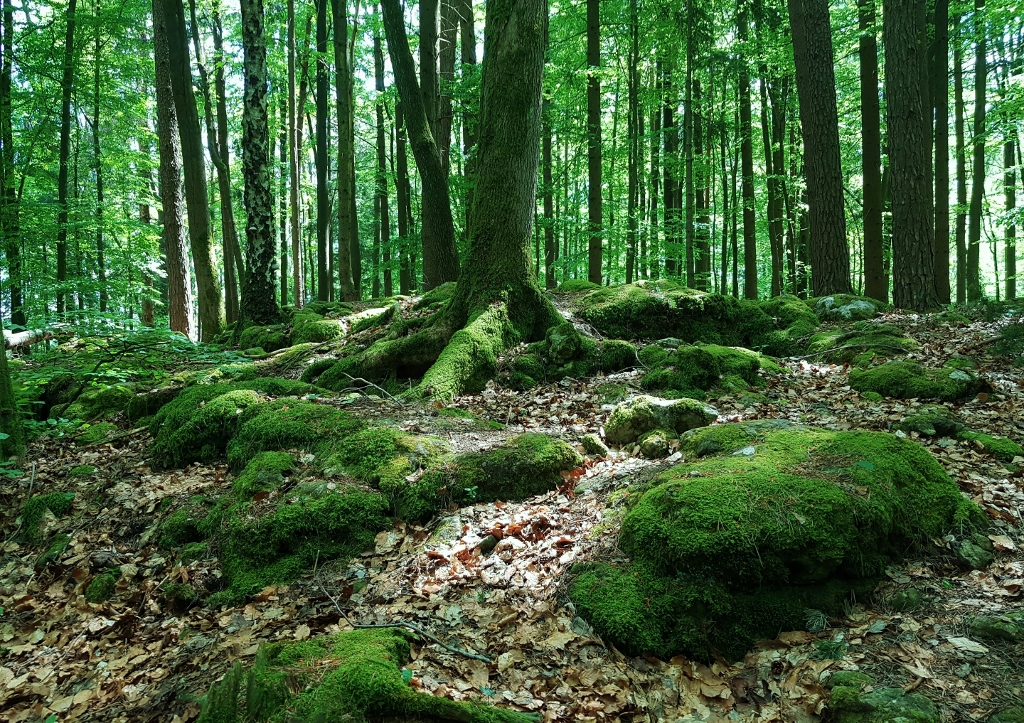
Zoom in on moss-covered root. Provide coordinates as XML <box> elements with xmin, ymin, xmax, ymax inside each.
<box><xmin>420</xmin><ymin>304</ymin><xmax>518</xmax><ymax>401</ymax></box>
<box><xmin>197</xmin><ymin>629</ymin><xmax>537</xmax><ymax>723</ymax></box>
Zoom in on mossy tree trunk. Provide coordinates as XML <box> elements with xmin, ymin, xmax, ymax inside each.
<box><xmin>0</xmin><ymin>316</ymin><xmax>24</xmax><ymax>459</ymax></box>
<box><xmin>353</xmin><ymin>0</ymin><xmax>557</xmax><ymax>400</ymax></box>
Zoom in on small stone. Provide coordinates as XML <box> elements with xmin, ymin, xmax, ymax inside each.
<box><xmin>956</xmin><ymin>539</ymin><xmax>994</xmax><ymax>570</ymax></box>
<box><xmin>826</xmin><ymin>670</ymin><xmax>873</xmax><ymax>690</ymax></box>
<box><xmin>970</xmin><ymin>532</ymin><xmax>995</xmax><ymax>552</ymax></box>
<box><xmin>638</xmin><ymin>430</ymin><xmax>670</xmax><ymax>459</ymax></box>
<box><xmin>581</xmin><ymin>433</ymin><xmax>610</xmax><ymax>457</ymax></box>
<box><xmin>890</xmin><ymin>587</ymin><xmax>923</xmax><ymax>612</ymax></box>
<box><xmin>477</xmin><ymin>534</ymin><xmax>499</xmax><ymax>555</ymax></box>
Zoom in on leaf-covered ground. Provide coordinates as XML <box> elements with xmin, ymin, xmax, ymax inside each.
<box><xmin>1</xmin><ymin>308</ymin><xmax>1022</xmax><ymax>722</ymax></box>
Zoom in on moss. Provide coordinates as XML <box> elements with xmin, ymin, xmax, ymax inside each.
<box><xmin>829</xmin><ymin>686</ymin><xmax>938</xmax><ymax>723</ymax></box>
<box><xmin>943</xmin><ymin>353</ymin><xmax>976</xmax><ymax>370</ymax></box>
<box><xmin>197</xmin><ymin>629</ymin><xmax>535</xmax><ymax>723</ymax></box>
<box><xmin>70</xmin><ymin>465</ymin><xmax>96</xmax><ymax>476</ymax></box>
<box><xmin>597</xmin><ymin>340</ymin><xmax>638</xmax><ymax>371</ymax></box>
<box><xmin>421</xmin><ymin>304</ymin><xmax>513</xmax><ymax>401</ymax></box>
<box><xmin>35</xmin><ymin>533</ymin><xmax>71</xmax><ymax>568</ymax></box>
<box><xmin>163</xmin><ymin>582</ymin><xmax>199</xmax><ymax>612</ymax></box>
<box><xmin>896</xmin><ymin>405</ymin><xmax>966</xmax><ymax>437</ymax></box>
<box><xmin>958</xmin><ymin>430</ymin><xmax>1024</xmax><ymax>461</ymax></box>
<box><xmin>556</xmin><ymin>279</ymin><xmax>602</xmax><ymax>293</ymax></box>
<box><xmin>304</xmin><ymin>300</ymin><xmax>354</xmax><ymax>316</ymax></box>
<box><xmin>20</xmin><ymin>492</ymin><xmax>75</xmax><ymax>543</ymax></box>
<box><xmin>208</xmin><ymin>487</ymin><xmax>390</xmax><ymax>607</ymax></box>
<box><xmin>638</xmin><ymin>429</ymin><xmax>671</xmax><ymax>458</ymax></box>
<box><xmin>85</xmin><ymin>571</ymin><xmax>118</xmax><ymax>603</ymax></box>
<box><xmin>62</xmin><ymin>383</ymin><xmax>135</xmax><ymax>421</ymax></box>
<box><xmin>989</xmin><ymin>707</ymin><xmax>1024</xmax><ymax>723</ymax></box>
<box><xmin>604</xmin><ymin>395</ymin><xmax>717</xmax><ymax>445</ymax></box>
<box><xmin>349</xmin><ymin>303</ymin><xmax>399</xmax><ymax>333</ymax></box>
<box><xmin>226</xmin><ymin>400</ymin><xmax>364</xmax><ymax>470</ymax></box>
<box><xmin>179</xmin><ymin>542</ymin><xmax>209</xmax><ymax>564</ymax></box>
<box><xmin>849</xmin><ymin>360</ymin><xmax>985</xmax><ymax>401</ymax></box>
<box><xmin>758</xmin><ymin>295</ymin><xmax>820</xmax><ymax>355</ymax></box>
<box><xmin>291</xmin><ymin>312</ymin><xmax>344</xmax><ymax>344</ymax></box>
<box><xmin>76</xmin><ymin>421</ymin><xmax>117</xmax><ymax>445</ymax></box>
<box><xmin>813</xmin><ymin>294</ymin><xmax>889</xmax><ymax>322</ymax></box>
<box><xmin>127</xmin><ymin>385</ymin><xmax>182</xmax><ymax>423</ymax></box>
<box><xmin>298</xmin><ymin>356</ymin><xmax>339</xmax><ymax>384</ymax></box>
<box><xmin>572</xmin><ymin>424</ymin><xmax>983</xmax><ymax>661</ymax></box>
<box><xmin>596</xmin><ymin>382</ymin><xmax>631</xmax><ymax>404</ymax></box>
<box><xmin>238</xmin><ymin>325</ymin><xmax>291</xmax><ymax>353</ymax></box>
<box><xmin>412</xmin><ymin>281</ymin><xmax>458</xmax><ymax>309</ymax></box>
<box><xmin>640</xmin><ymin>345</ymin><xmax>719</xmax><ymax>395</ymax></box>
<box><xmin>805</xmin><ymin>323</ymin><xmax>918</xmax><ymax>365</ymax></box>
<box><xmin>149</xmin><ymin>379</ymin><xmax>319</xmax><ymax>469</ymax></box>
<box><xmin>827</xmin><ymin>671</ymin><xmax>874</xmax><ymax>690</ymax></box>
<box><xmin>233</xmin><ymin>452</ymin><xmax>295</xmax><ymax>499</ymax></box>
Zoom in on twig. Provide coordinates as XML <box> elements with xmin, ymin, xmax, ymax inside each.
<box><xmin>317</xmin><ymin>578</ymin><xmax>493</xmax><ymax>663</ymax></box>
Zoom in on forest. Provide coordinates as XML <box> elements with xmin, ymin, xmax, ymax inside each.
<box><xmin>0</xmin><ymin>0</ymin><xmax>1023</xmax><ymax>722</ymax></box>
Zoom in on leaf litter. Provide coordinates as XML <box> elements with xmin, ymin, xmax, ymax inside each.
<box><xmin>0</xmin><ymin>310</ymin><xmax>1022</xmax><ymax>721</ymax></box>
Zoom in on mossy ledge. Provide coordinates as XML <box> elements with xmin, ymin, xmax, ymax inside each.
<box><xmin>197</xmin><ymin>629</ymin><xmax>536</xmax><ymax>723</ymax></box>
<box><xmin>569</xmin><ymin>423</ymin><xmax>982</xmax><ymax>661</ymax></box>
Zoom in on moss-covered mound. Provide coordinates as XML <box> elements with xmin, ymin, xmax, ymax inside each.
<box><xmin>53</xmin><ymin>383</ymin><xmax>135</xmax><ymax>421</ymax></box>
<box><xmin>412</xmin><ymin>281</ymin><xmax>457</xmax><ymax>310</ymax></box>
<box><xmin>849</xmin><ymin>360</ymin><xmax>986</xmax><ymax>401</ymax></box>
<box><xmin>19</xmin><ymin>492</ymin><xmax>75</xmax><ymax>544</ymax></box>
<box><xmin>639</xmin><ymin>343</ymin><xmax>780</xmax><ymax>398</ymax></box>
<box><xmin>126</xmin><ymin>385</ymin><xmax>183</xmax><ymax>423</ymax></box>
<box><xmin>505</xmin><ymin>323</ymin><xmax>637</xmax><ymax>389</ymax></box>
<box><xmin>604</xmin><ymin>395</ymin><xmax>717</xmax><ymax>445</ymax></box>
<box><xmin>896</xmin><ymin>405</ymin><xmax>966</xmax><ymax>437</ymax></box>
<box><xmin>238</xmin><ymin>324</ymin><xmax>291</xmax><ymax>353</ymax></box>
<box><xmin>555</xmin><ymin>279</ymin><xmax>602</xmax><ymax>293</ymax></box>
<box><xmin>570</xmin><ymin>424</ymin><xmax>981</xmax><ymax>660</ymax></box>
<box><xmin>149</xmin><ymin>378</ymin><xmax>320</xmax><ymax>469</ymax></box>
<box><xmin>232</xmin><ymin>452</ymin><xmax>294</xmax><ymax>499</ymax></box>
<box><xmin>291</xmin><ymin>311</ymin><xmax>344</xmax><ymax>344</ymax></box>
<box><xmin>805</xmin><ymin>322</ymin><xmax>918</xmax><ymax>365</ymax></box>
<box><xmin>812</xmin><ymin>294</ymin><xmax>890</xmax><ymax>322</ymax></box>
<box><xmin>349</xmin><ymin>303</ymin><xmax>399</xmax><ymax>334</ymax></box>
<box><xmin>959</xmin><ymin>430</ymin><xmax>1024</xmax><ymax>462</ymax></box>
<box><xmin>197</xmin><ymin>629</ymin><xmax>535</xmax><ymax>723</ymax></box>
<box><xmin>758</xmin><ymin>295</ymin><xmax>821</xmax><ymax>355</ymax></box>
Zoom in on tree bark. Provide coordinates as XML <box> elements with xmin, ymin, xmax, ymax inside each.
<box><xmin>0</xmin><ymin>316</ymin><xmax>23</xmax><ymax>459</ymax></box>
<box><xmin>664</xmin><ymin>64</ymin><xmax>681</xmax><ymax>278</ymax></box>
<box><xmin>239</xmin><ymin>0</ymin><xmax>280</xmax><ymax>325</ymax></box>
<box><xmin>279</xmin><ymin>86</ymin><xmax>289</xmax><ymax>307</ymax></box>
<box><xmin>92</xmin><ymin>0</ymin><xmax>107</xmax><ymax>312</ymax></box>
<box><xmin>381</xmin><ymin>0</ymin><xmax>459</xmax><ymax>289</ymax></box>
<box><xmin>374</xmin><ymin>29</ymin><xmax>391</xmax><ymax>299</ymax></box>
<box><xmin>932</xmin><ymin>0</ymin><xmax>951</xmax><ymax>303</ymax></box>
<box><xmin>859</xmin><ymin>0</ymin><xmax>886</xmax><ymax>302</ymax></box>
<box><xmin>786</xmin><ymin>0</ymin><xmax>851</xmax><ymax>295</ymax></box>
<box><xmin>152</xmin><ymin>0</ymin><xmax>194</xmax><ymax>338</ymax></box>
<box><xmin>1005</xmin><ymin>132</ymin><xmax>1017</xmax><ymax>299</ymax></box>
<box><xmin>459</xmin><ymin>0</ymin><xmax>477</xmax><ymax>239</ymax></box>
<box><xmin>967</xmin><ymin>0</ymin><xmax>985</xmax><ymax>301</ymax></box>
<box><xmin>439</xmin><ymin>0</ymin><xmax>456</xmax><ymax>178</ymax></box>
<box><xmin>334</xmin><ymin>0</ymin><xmax>358</xmax><ymax>300</ymax></box>
<box><xmin>884</xmin><ymin>0</ymin><xmax>940</xmax><ymax>311</ymax></box>
<box><xmin>56</xmin><ymin>0</ymin><xmax>77</xmax><ymax>315</ymax></box>
<box><xmin>954</xmin><ymin>14</ymin><xmax>968</xmax><ymax>304</ymax></box>
<box><xmin>738</xmin><ymin>2</ymin><xmax>757</xmax><ymax>299</ymax></box>
<box><xmin>586</xmin><ymin>0</ymin><xmax>602</xmax><ymax>284</ymax></box>
<box><xmin>625</xmin><ymin>0</ymin><xmax>639</xmax><ymax>285</ymax></box>
<box><xmin>288</xmin><ymin>0</ymin><xmax>304</xmax><ymax>307</ymax></box>
<box><xmin>396</xmin><ymin>101</ymin><xmax>412</xmax><ymax>294</ymax></box>
<box><xmin>648</xmin><ymin>61</ymin><xmax>661</xmax><ymax>281</ymax></box>
<box><xmin>315</xmin><ymin>0</ymin><xmax>329</xmax><ymax>300</ymax></box>
<box><xmin>0</xmin><ymin>0</ymin><xmax>23</xmax><ymax>327</ymax></box>
<box><xmin>160</xmin><ymin>0</ymin><xmax>220</xmax><ymax>339</ymax></box>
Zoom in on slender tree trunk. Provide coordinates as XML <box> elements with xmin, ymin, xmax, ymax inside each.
<box><xmin>933</xmin><ymin>0</ymin><xmax>951</xmax><ymax>303</ymax></box>
<box><xmin>459</xmin><ymin>0</ymin><xmax>477</xmax><ymax>240</ymax></box>
<box><xmin>382</xmin><ymin>0</ymin><xmax>459</xmax><ymax>289</ymax></box>
<box><xmin>280</xmin><ymin>88</ymin><xmax>289</xmax><ymax>307</ymax></box>
<box><xmin>787</xmin><ymin>0</ymin><xmax>851</xmax><ymax>295</ymax></box>
<box><xmin>954</xmin><ymin>15</ymin><xmax>968</xmax><ymax>303</ymax></box>
<box><xmin>0</xmin><ymin>0</ymin><xmax>23</xmax><ymax>326</ymax></box>
<box><xmin>315</xmin><ymin>0</ymin><xmax>329</xmax><ymax>300</ymax></box>
<box><xmin>161</xmin><ymin>0</ymin><xmax>220</xmax><ymax>338</ymax></box>
<box><xmin>152</xmin><ymin>0</ymin><xmax>193</xmax><ymax>337</ymax></box>
<box><xmin>239</xmin><ymin>0</ymin><xmax>279</xmax><ymax>324</ymax></box>
<box><xmin>648</xmin><ymin>61</ymin><xmax>662</xmax><ymax>281</ymax></box>
<box><xmin>1005</xmin><ymin>133</ymin><xmax>1017</xmax><ymax>299</ymax></box>
<box><xmin>967</xmin><ymin>0</ymin><xmax>986</xmax><ymax>301</ymax></box>
<box><xmin>738</xmin><ymin>2</ymin><xmax>757</xmax><ymax>299</ymax></box>
<box><xmin>0</xmin><ymin>314</ymin><xmax>22</xmax><ymax>458</ymax></box>
<box><xmin>625</xmin><ymin>0</ymin><xmax>639</xmax><ymax>285</ymax></box>
<box><xmin>439</xmin><ymin>0</ymin><xmax>456</xmax><ymax>177</ymax></box>
<box><xmin>288</xmin><ymin>0</ymin><xmax>304</xmax><ymax>307</ymax></box>
<box><xmin>859</xmin><ymin>0</ymin><xmax>886</xmax><ymax>301</ymax></box>
<box><xmin>374</xmin><ymin>29</ymin><xmax>391</xmax><ymax>299</ymax></box>
<box><xmin>683</xmin><ymin>43</ymin><xmax>695</xmax><ymax>287</ymax></box>
<box><xmin>92</xmin><ymin>1</ymin><xmax>107</xmax><ymax>312</ymax></box>
<box><xmin>586</xmin><ymin>0</ymin><xmax>602</xmax><ymax>284</ymax></box>
<box><xmin>56</xmin><ymin>0</ymin><xmax>78</xmax><ymax>315</ymax></box>
<box><xmin>543</xmin><ymin>99</ymin><xmax>557</xmax><ymax>288</ymax></box>
<box><xmin>884</xmin><ymin>0</ymin><xmax>940</xmax><ymax>311</ymax></box>
<box><xmin>334</xmin><ymin>0</ymin><xmax>357</xmax><ymax>300</ymax></box>
<box><xmin>664</xmin><ymin>64</ymin><xmax>680</xmax><ymax>277</ymax></box>
<box><xmin>396</xmin><ymin>101</ymin><xmax>412</xmax><ymax>294</ymax></box>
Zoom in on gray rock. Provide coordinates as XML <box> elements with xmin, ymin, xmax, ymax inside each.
<box><xmin>581</xmin><ymin>433</ymin><xmax>610</xmax><ymax>457</ymax></box>
<box><xmin>639</xmin><ymin>430</ymin><xmax>671</xmax><ymax>459</ymax></box>
<box><xmin>604</xmin><ymin>395</ymin><xmax>717</xmax><ymax>445</ymax></box>
<box><xmin>815</xmin><ymin>296</ymin><xmax>879</xmax><ymax>322</ymax></box>
<box><xmin>956</xmin><ymin>539</ymin><xmax>994</xmax><ymax>570</ymax></box>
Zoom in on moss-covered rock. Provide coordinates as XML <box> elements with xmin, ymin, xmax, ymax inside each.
<box><xmin>412</xmin><ymin>281</ymin><xmax>457</xmax><ymax>310</ymax></box>
<box><xmin>85</xmin><ymin>570</ymin><xmax>118</xmax><ymax>603</ymax></box>
<box><xmin>571</xmin><ymin>424</ymin><xmax>982</xmax><ymax>661</ymax></box>
<box><xmin>60</xmin><ymin>383</ymin><xmax>135</xmax><ymax>421</ymax></box>
<box><xmin>889</xmin><ymin>587</ymin><xmax>924</xmax><ymax>612</ymax></box>
<box><xmin>75</xmin><ymin>421</ymin><xmax>118</xmax><ymax>445</ymax></box>
<box><xmin>604</xmin><ymin>396</ymin><xmax>717</xmax><ymax>445</ymax></box>
<box><xmin>826</xmin><ymin>671</ymin><xmax>874</xmax><ymax>690</ymax></box>
<box><xmin>958</xmin><ymin>430</ymin><xmax>1024</xmax><ymax>461</ymax></box>
<box><xmin>304</xmin><ymin>300</ymin><xmax>354</xmax><ymax>317</ymax></box>
<box><xmin>597</xmin><ymin>340</ymin><xmax>638</xmax><ymax>372</ymax></box>
<box><xmin>969</xmin><ymin>612</ymin><xmax>1024</xmax><ymax>642</ymax></box>
<box><xmin>163</xmin><ymin>582</ymin><xmax>199</xmax><ymax>612</ymax></box>
<box><xmin>813</xmin><ymin>294</ymin><xmax>889</xmax><ymax>322</ymax></box>
<box><xmin>126</xmin><ymin>385</ymin><xmax>183</xmax><ymax>423</ymax></box>
<box><xmin>896</xmin><ymin>405</ymin><xmax>966</xmax><ymax>437</ymax></box>
<box><xmin>238</xmin><ymin>324</ymin><xmax>291</xmax><ymax>353</ymax></box>
<box><xmin>349</xmin><ymin>303</ymin><xmax>399</xmax><ymax>333</ymax></box>
<box><xmin>556</xmin><ymin>279</ymin><xmax>602</xmax><ymax>293</ymax></box>
<box><xmin>758</xmin><ymin>295</ymin><xmax>821</xmax><ymax>355</ymax></box>
<box><xmin>850</xmin><ymin>361</ymin><xmax>985</xmax><ymax>401</ymax></box>
<box><xmin>196</xmin><ymin>629</ymin><xmax>534</xmax><ymax>723</ymax></box>
<box><xmin>581</xmin><ymin>433</ymin><xmax>610</xmax><ymax>456</ymax></box>
<box><xmin>233</xmin><ymin>452</ymin><xmax>294</xmax><ymax>499</ymax></box>
<box><xmin>990</xmin><ymin>708</ymin><xmax>1024</xmax><ymax>723</ymax></box>
<box><xmin>639</xmin><ymin>343</ymin><xmax>778</xmax><ymax>398</ymax></box>
<box><xmin>829</xmin><ymin>686</ymin><xmax>938</xmax><ymax>723</ymax></box>
<box><xmin>638</xmin><ymin>429</ymin><xmax>671</xmax><ymax>458</ymax></box>
<box><xmin>291</xmin><ymin>311</ymin><xmax>344</xmax><ymax>344</ymax></box>
<box><xmin>805</xmin><ymin>323</ymin><xmax>918</xmax><ymax>365</ymax></box>
<box><xmin>20</xmin><ymin>492</ymin><xmax>75</xmax><ymax>543</ymax></box>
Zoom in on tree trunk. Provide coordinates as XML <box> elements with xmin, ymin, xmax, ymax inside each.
<box><xmin>239</xmin><ymin>0</ymin><xmax>280</xmax><ymax>325</ymax></box>
<box><xmin>279</xmin><ymin>88</ymin><xmax>289</xmax><ymax>307</ymax></box>
<box><xmin>161</xmin><ymin>0</ymin><xmax>220</xmax><ymax>339</ymax></box>
<box><xmin>459</xmin><ymin>0</ymin><xmax>477</xmax><ymax>240</ymax></box>
<box><xmin>648</xmin><ymin>61</ymin><xmax>661</xmax><ymax>281</ymax></box>
<box><xmin>786</xmin><ymin>0</ymin><xmax>851</xmax><ymax>295</ymax></box>
<box><xmin>884</xmin><ymin>0</ymin><xmax>940</xmax><ymax>311</ymax></box>
<box><xmin>625</xmin><ymin>0</ymin><xmax>639</xmax><ymax>285</ymax></box>
<box><xmin>152</xmin><ymin>0</ymin><xmax>194</xmax><ymax>338</ymax></box>
<box><xmin>0</xmin><ymin>1</ymin><xmax>23</xmax><ymax>327</ymax></box>
<box><xmin>382</xmin><ymin>0</ymin><xmax>459</xmax><ymax>290</ymax></box>
<box><xmin>1006</xmin><ymin>133</ymin><xmax>1017</xmax><ymax>300</ymax></box>
<box><xmin>954</xmin><ymin>15</ymin><xmax>968</xmax><ymax>303</ymax></box>
<box><xmin>91</xmin><ymin>1</ymin><xmax>107</xmax><ymax>312</ymax></box>
<box><xmin>396</xmin><ymin>101</ymin><xmax>412</xmax><ymax>294</ymax></box>
<box><xmin>738</xmin><ymin>2</ymin><xmax>757</xmax><ymax>299</ymax></box>
<box><xmin>374</xmin><ymin>30</ymin><xmax>390</xmax><ymax>299</ymax></box>
<box><xmin>439</xmin><ymin>0</ymin><xmax>456</xmax><ymax>178</ymax></box>
<box><xmin>586</xmin><ymin>0</ymin><xmax>602</xmax><ymax>284</ymax></box>
<box><xmin>859</xmin><ymin>0</ymin><xmax>886</xmax><ymax>302</ymax></box>
<box><xmin>315</xmin><ymin>0</ymin><xmax>329</xmax><ymax>300</ymax></box>
<box><xmin>56</xmin><ymin>0</ymin><xmax>77</xmax><ymax>315</ymax></box>
<box><xmin>288</xmin><ymin>0</ymin><xmax>304</xmax><ymax>307</ymax></box>
<box><xmin>932</xmin><ymin>0</ymin><xmax>951</xmax><ymax>303</ymax></box>
<box><xmin>334</xmin><ymin>0</ymin><xmax>358</xmax><ymax>300</ymax></box>
<box><xmin>967</xmin><ymin>0</ymin><xmax>985</xmax><ymax>301</ymax></box>
<box><xmin>0</xmin><ymin>316</ymin><xmax>22</xmax><ymax>459</ymax></box>
<box><xmin>543</xmin><ymin>99</ymin><xmax>557</xmax><ymax>289</ymax></box>
<box><xmin>664</xmin><ymin>64</ymin><xmax>681</xmax><ymax>278</ymax></box>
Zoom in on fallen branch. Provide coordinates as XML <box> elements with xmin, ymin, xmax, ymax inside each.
<box><xmin>4</xmin><ymin>329</ymin><xmax>54</xmax><ymax>349</ymax></box>
<box><xmin>318</xmin><ymin>579</ymin><xmax>492</xmax><ymax>663</ymax></box>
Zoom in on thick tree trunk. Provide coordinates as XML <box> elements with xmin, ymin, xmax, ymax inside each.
<box><xmin>967</xmin><ymin>0</ymin><xmax>986</xmax><ymax>301</ymax></box>
<box><xmin>382</xmin><ymin>0</ymin><xmax>459</xmax><ymax>290</ymax></box>
<box><xmin>933</xmin><ymin>0</ymin><xmax>951</xmax><ymax>303</ymax></box>
<box><xmin>161</xmin><ymin>0</ymin><xmax>220</xmax><ymax>339</ymax></box>
<box><xmin>439</xmin><ymin>0</ymin><xmax>456</xmax><ymax>178</ymax></box>
<box><xmin>586</xmin><ymin>0</ymin><xmax>602</xmax><ymax>284</ymax></box>
<box><xmin>239</xmin><ymin>0</ymin><xmax>280</xmax><ymax>325</ymax></box>
<box><xmin>954</xmin><ymin>15</ymin><xmax>968</xmax><ymax>304</ymax></box>
<box><xmin>334</xmin><ymin>0</ymin><xmax>358</xmax><ymax>300</ymax></box>
<box><xmin>787</xmin><ymin>0</ymin><xmax>851</xmax><ymax>295</ymax></box>
<box><xmin>459</xmin><ymin>0</ymin><xmax>477</xmax><ymax>240</ymax></box>
<box><xmin>0</xmin><ymin>316</ymin><xmax>23</xmax><ymax>459</ymax></box>
<box><xmin>625</xmin><ymin>0</ymin><xmax>639</xmax><ymax>285</ymax></box>
<box><xmin>152</xmin><ymin>0</ymin><xmax>194</xmax><ymax>338</ymax></box>
<box><xmin>56</xmin><ymin>0</ymin><xmax>77</xmax><ymax>315</ymax></box>
<box><xmin>738</xmin><ymin>2</ymin><xmax>757</xmax><ymax>299</ymax></box>
<box><xmin>859</xmin><ymin>0</ymin><xmax>886</xmax><ymax>302</ymax></box>
<box><xmin>315</xmin><ymin>0</ymin><xmax>329</xmax><ymax>300</ymax></box>
<box><xmin>884</xmin><ymin>0</ymin><xmax>940</xmax><ymax>311</ymax></box>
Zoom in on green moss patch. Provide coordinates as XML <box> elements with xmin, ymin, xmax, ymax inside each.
<box><xmin>349</xmin><ymin>303</ymin><xmax>399</xmax><ymax>334</ymax></box>
<box><xmin>291</xmin><ymin>312</ymin><xmax>344</xmax><ymax>344</ymax></box>
<box><xmin>896</xmin><ymin>405</ymin><xmax>966</xmax><ymax>437</ymax></box>
<box><xmin>127</xmin><ymin>385</ymin><xmax>183</xmax><ymax>423</ymax></box>
<box><xmin>829</xmin><ymin>685</ymin><xmax>938</xmax><ymax>723</ymax></box>
<box><xmin>805</xmin><ymin>322</ymin><xmax>918</xmax><ymax>365</ymax></box>
<box><xmin>639</xmin><ymin>343</ymin><xmax>776</xmax><ymax>398</ymax></box>
<box><xmin>85</xmin><ymin>570</ymin><xmax>118</xmax><ymax>603</ymax></box>
<box><xmin>238</xmin><ymin>325</ymin><xmax>290</xmax><ymax>353</ymax></box>
<box><xmin>20</xmin><ymin>492</ymin><xmax>75</xmax><ymax>543</ymax></box>
<box><xmin>60</xmin><ymin>383</ymin><xmax>135</xmax><ymax>421</ymax></box>
<box><xmin>571</xmin><ymin>424</ymin><xmax>981</xmax><ymax>661</ymax></box>
<box><xmin>958</xmin><ymin>430</ymin><xmax>1024</xmax><ymax>461</ymax></box>
<box><xmin>758</xmin><ymin>295</ymin><xmax>821</xmax><ymax>355</ymax></box>
<box><xmin>412</xmin><ymin>281</ymin><xmax>457</xmax><ymax>310</ymax></box>
<box><xmin>849</xmin><ymin>361</ymin><xmax>985</xmax><ymax>401</ymax></box>
<box><xmin>75</xmin><ymin>421</ymin><xmax>118</xmax><ymax>445</ymax></box>
<box><xmin>812</xmin><ymin>294</ymin><xmax>890</xmax><ymax>322</ymax></box>
<box><xmin>233</xmin><ymin>452</ymin><xmax>295</xmax><ymax>499</ymax></box>
<box><xmin>604</xmin><ymin>396</ymin><xmax>717</xmax><ymax>445</ymax></box>
<box><xmin>197</xmin><ymin>629</ymin><xmax>534</xmax><ymax>723</ymax></box>
<box><xmin>555</xmin><ymin>279</ymin><xmax>602</xmax><ymax>293</ymax></box>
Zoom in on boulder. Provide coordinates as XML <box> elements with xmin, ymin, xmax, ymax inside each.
<box><xmin>604</xmin><ymin>396</ymin><xmax>717</xmax><ymax>445</ymax></box>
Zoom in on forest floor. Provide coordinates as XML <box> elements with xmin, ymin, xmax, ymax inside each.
<box><xmin>0</xmin><ymin>304</ymin><xmax>1022</xmax><ymax>723</ymax></box>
